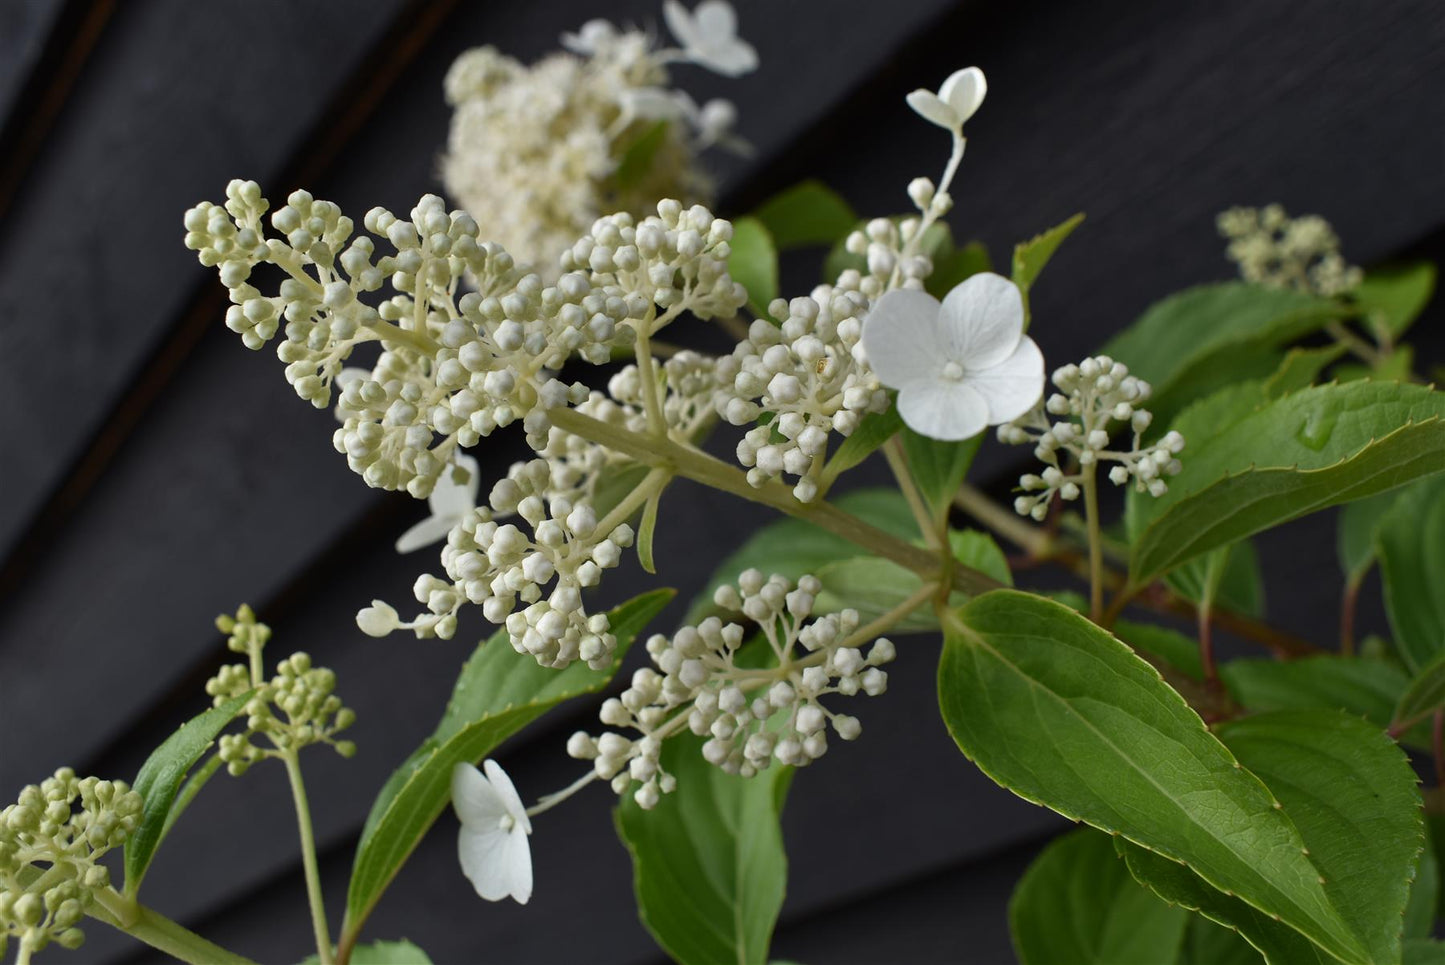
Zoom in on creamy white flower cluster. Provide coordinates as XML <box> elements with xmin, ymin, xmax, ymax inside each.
<box><xmin>442</xmin><ymin>1</ymin><xmax>756</xmax><ymax>275</ymax></box>
<box><xmin>0</xmin><ymin>769</ymin><xmax>143</xmax><ymax>957</ymax></box>
<box><xmin>717</xmin><ymin>290</ymin><xmax>889</xmax><ymax>500</ymax></box>
<box><xmin>360</xmin><ymin>458</ymin><xmax>637</xmax><ymax>670</ymax></box>
<box><xmin>999</xmin><ymin>356</ymin><xmax>1184</xmax><ymax>518</ymax></box>
<box><xmin>1217</xmin><ymin>204</ymin><xmax>1362</xmax><ymax>297</ymax></box>
<box><xmin>835</xmin><ymin>216</ymin><xmax>939</xmax><ymax>300</ymax></box>
<box><xmin>204</xmin><ymin>606</ymin><xmax>356</xmax><ymax>776</ymax></box>
<box><xmin>566</xmin><ymin>571</ymin><xmax>894</xmax><ymax>808</ymax></box>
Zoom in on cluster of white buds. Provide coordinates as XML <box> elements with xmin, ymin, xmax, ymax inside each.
<box><xmin>607</xmin><ymin>350</ymin><xmax>720</xmax><ymax>442</ymax></box>
<box><xmin>442</xmin><ymin>1</ymin><xmax>756</xmax><ymax>275</ymax></box>
<box><xmin>0</xmin><ymin>768</ymin><xmax>144</xmax><ymax>957</ymax></box>
<box><xmin>834</xmin><ymin>216</ymin><xmax>937</xmax><ymax>299</ymax></box>
<box><xmin>1217</xmin><ymin>204</ymin><xmax>1362</xmax><ymax>297</ymax></box>
<box><xmin>359</xmin><ymin>459</ymin><xmax>636</xmax><ymax>670</ymax></box>
<box><xmin>204</xmin><ymin>607</ymin><xmax>356</xmax><ymax>776</ymax></box>
<box><xmin>999</xmin><ymin>356</ymin><xmax>1185</xmax><ymax>518</ymax></box>
<box><xmin>567</xmin><ymin>571</ymin><xmax>894</xmax><ymax>808</ymax></box>
<box><xmin>716</xmin><ymin>290</ymin><xmax>889</xmax><ymax>500</ymax></box>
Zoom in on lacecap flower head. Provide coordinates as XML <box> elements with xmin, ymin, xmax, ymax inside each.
<box><xmin>861</xmin><ymin>272</ymin><xmax>1044</xmax><ymax>441</ymax></box>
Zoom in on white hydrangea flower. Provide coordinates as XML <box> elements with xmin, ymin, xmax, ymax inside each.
<box><xmin>395</xmin><ymin>454</ymin><xmax>480</xmax><ymax>554</ymax></box>
<box><xmin>452</xmin><ymin>761</ymin><xmax>533</xmax><ymax>905</ymax></box>
<box><xmin>906</xmin><ymin>66</ymin><xmax>987</xmax><ymax>132</ymax></box>
<box><xmin>663</xmin><ymin>0</ymin><xmax>758</xmax><ymax>77</ymax></box>
<box><xmin>861</xmin><ymin>272</ymin><xmax>1044</xmax><ymax>441</ymax></box>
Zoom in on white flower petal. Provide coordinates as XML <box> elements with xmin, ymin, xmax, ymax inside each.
<box><xmin>483</xmin><ymin>759</ymin><xmax>532</xmax><ymax>834</ymax></box>
<box><xmin>701</xmin><ymin>40</ymin><xmax>759</xmax><ymax>77</ymax></box>
<box><xmin>457</xmin><ymin>825</ymin><xmax>532</xmax><ymax>904</ymax></box>
<box><xmin>968</xmin><ymin>335</ymin><xmax>1045</xmax><ymax>423</ymax></box>
<box><xmin>938</xmin><ymin>272</ymin><xmax>1025</xmax><ymax>369</ymax></box>
<box><xmin>905</xmin><ymin>90</ymin><xmax>958</xmax><ymax>130</ymax></box>
<box><xmin>620</xmin><ymin>87</ymin><xmax>688</xmax><ymax>122</ymax></box>
<box><xmin>395</xmin><ymin>514</ymin><xmax>457</xmax><ymax>555</ymax></box>
<box><xmin>938</xmin><ymin>67</ymin><xmax>986</xmax><ymax>126</ymax></box>
<box><xmin>452</xmin><ymin>762</ymin><xmax>508</xmax><ymax>829</ymax></box>
<box><xmin>429</xmin><ymin>454</ymin><xmax>479</xmax><ymax>516</ymax></box>
<box><xmin>694</xmin><ymin>0</ymin><xmax>738</xmax><ymax>41</ymax></box>
<box><xmin>662</xmin><ymin>0</ymin><xmax>699</xmax><ymax>48</ymax></box>
<box><xmin>897</xmin><ymin>379</ymin><xmax>989</xmax><ymax>442</ymax></box>
<box><xmin>860</xmin><ymin>289</ymin><xmax>947</xmax><ymax>388</ymax></box>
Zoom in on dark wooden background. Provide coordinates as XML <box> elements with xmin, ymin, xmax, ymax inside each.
<box><xmin>1</xmin><ymin>1</ymin><xmax>1442</xmax><ymax>962</ymax></box>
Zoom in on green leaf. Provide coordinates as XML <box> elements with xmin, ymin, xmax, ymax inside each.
<box><xmin>1129</xmin><ymin>382</ymin><xmax>1445</xmax><ymax>586</ymax></box>
<box><xmin>1405</xmin><ymin>821</ymin><xmax>1440</xmax><ymax>941</ymax></box>
<box><xmin>1009</xmin><ymin>827</ymin><xmax>1189</xmax><ymax>965</ymax></box>
<box><xmin>616</xmin><ymin>733</ymin><xmax>792</xmax><ymax>965</ymax></box>
<box><xmin>1337</xmin><ymin>490</ymin><xmax>1402</xmax><ymax>583</ymax></box>
<box><xmin>810</xmin><ymin>529</ymin><xmax>1008</xmax><ymax>633</ymax></box>
<box><xmin>1265</xmin><ymin>345</ymin><xmax>1349</xmax><ymax>399</ymax></box>
<box><xmin>1103</xmin><ymin>283</ymin><xmax>1343</xmax><ymax>408</ymax></box>
<box><xmin>927</xmin><ymin>239</ymin><xmax>993</xmax><ymax>298</ymax></box>
<box><xmin>901</xmin><ymin>427</ymin><xmax>981</xmax><ymax>521</ymax></box>
<box><xmin>301</xmin><ymin>939</ymin><xmax>432</xmax><ymax>965</ymax></box>
<box><xmin>1012</xmin><ymin>213</ymin><xmax>1084</xmax><ymax>288</ymax></box>
<box><xmin>729</xmin><ymin>216</ymin><xmax>779</xmax><ymax>316</ymax></box>
<box><xmin>343</xmin><ymin>591</ymin><xmax>673</xmax><ymax>940</ymax></box>
<box><xmin>1113</xmin><ymin>619</ymin><xmax>1204</xmax><ymax>681</ymax></box>
<box><xmin>1394</xmin><ymin>651</ymin><xmax>1445</xmax><ymax>732</ymax></box>
<box><xmin>751</xmin><ymin>180</ymin><xmax>856</xmax><ymax>250</ymax></box>
<box><xmin>821</xmin><ymin>406</ymin><xmax>902</xmax><ymax>479</ymax></box>
<box><xmin>1377</xmin><ymin>475</ymin><xmax>1445</xmax><ymax>671</ymax></box>
<box><xmin>1405</xmin><ymin>940</ymin><xmax>1445</xmax><ymax>965</ymax></box>
<box><xmin>1336</xmin><ymin>345</ymin><xmax>1417</xmax><ymax>384</ymax></box>
<box><xmin>1354</xmin><ymin>262</ymin><xmax>1436</xmax><ymax>341</ymax></box>
<box><xmin>1119</xmin><ymin>841</ymin><xmax>1343</xmax><ymax>965</ymax></box>
<box><xmin>938</xmin><ymin>591</ymin><xmax>1364</xmax><ymax>963</ymax></box>
<box><xmin>637</xmin><ymin>487</ymin><xmax>662</xmax><ymax>575</ymax></box>
<box><xmin>686</xmin><ymin>488</ymin><xmax>918</xmax><ymax>624</ymax></box>
<box><xmin>1179</xmin><ymin>915</ymin><xmax>1267</xmax><ymax>965</ymax></box>
<box><xmin>1166</xmin><ymin>541</ymin><xmax>1265</xmax><ymax>618</ymax></box>
<box><xmin>613</xmin><ymin>121</ymin><xmax>671</xmax><ymax>191</ymax></box>
<box><xmin>1218</xmin><ymin>710</ymin><xmax>1423</xmax><ymax>965</ymax></box>
<box><xmin>124</xmin><ymin>691</ymin><xmax>252</xmax><ymax>893</ymax></box>
<box><xmin>1220</xmin><ymin>655</ymin><xmax>1408</xmax><ymax>729</ymax></box>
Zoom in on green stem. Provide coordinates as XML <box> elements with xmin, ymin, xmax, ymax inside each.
<box><xmin>882</xmin><ymin>438</ymin><xmax>941</xmax><ymax>548</ymax></box>
<box><xmin>1325</xmin><ymin>319</ymin><xmax>1382</xmax><ymax>367</ymax></box>
<box><xmin>549</xmin><ymin>409</ymin><xmax>999</xmax><ymax>596</ymax></box>
<box><xmin>90</xmin><ymin>889</ymin><xmax>259</xmax><ymax>965</ymax></box>
<box><xmin>14</xmin><ymin>935</ymin><xmax>34</xmax><ymax>965</ymax></box>
<box><xmin>594</xmin><ymin>466</ymin><xmax>672</xmax><ymax>538</ymax></box>
<box><xmin>282</xmin><ymin>751</ymin><xmax>333</xmax><ymax>965</ymax></box>
<box><xmin>1081</xmin><ymin>463</ymin><xmax>1104</xmax><ymax>623</ymax></box>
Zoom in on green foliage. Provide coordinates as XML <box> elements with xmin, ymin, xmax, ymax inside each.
<box><xmin>686</xmin><ymin>488</ymin><xmax>918</xmax><ymax>624</ymax></box>
<box><xmin>1165</xmin><ymin>541</ymin><xmax>1265</xmax><ymax>618</ymax></box>
<box><xmin>1394</xmin><ymin>651</ymin><xmax>1445</xmax><ymax>732</ymax></box>
<box><xmin>1337</xmin><ymin>490</ymin><xmax>1401</xmax><ymax>583</ymax></box>
<box><xmin>1129</xmin><ymin>382</ymin><xmax>1445</xmax><ymax>586</ymax></box>
<box><xmin>1264</xmin><ymin>345</ymin><xmax>1349</xmax><ymax>399</ymax></box>
<box><xmin>342</xmin><ymin>591</ymin><xmax>673</xmax><ymax>943</ymax></box>
<box><xmin>937</xmin><ymin>591</ymin><xmax>1364</xmax><ymax>962</ymax></box>
<box><xmin>1354</xmin><ymin>262</ymin><xmax>1436</xmax><ymax>341</ymax></box>
<box><xmin>1113</xmin><ymin>619</ymin><xmax>1204</xmax><ymax>681</ymax></box>
<box><xmin>613</xmin><ymin>120</ymin><xmax>671</xmax><ymax>190</ymax></box>
<box><xmin>301</xmin><ymin>939</ymin><xmax>432</xmax><ymax>965</ymax></box>
<box><xmin>901</xmin><ymin>427</ymin><xmax>982</xmax><ymax>522</ymax></box>
<box><xmin>729</xmin><ymin>216</ymin><xmax>779</xmax><ymax>316</ymax></box>
<box><xmin>1220</xmin><ymin>655</ymin><xmax>1408</xmax><ymax>731</ymax></box>
<box><xmin>1376</xmin><ymin>475</ymin><xmax>1445</xmax><ymax>671</ymax></box>
<box><xmin>1011</xmin><ymin>213</ymin><xmax>1085</xmax><ymax>326</ymax></box>
<box><xmin>751</xmin><ymin>180</ymin><xmax>857</xmax><ymax>250</ymax></box>
<box><xmin>1219</xmin><ymin>711</ymin><xmax>1423</xmax><ymax>965</ymax></box>
<box><xmin>1103</xmin><ymin>283</ymin><xmax>1342</xmax><ymax>418</ymax></box>
<box><xmin>615</xmin><ymin>733</ymin><xmax>792</xmax><ymax>965</ymax></box>
<box><xmin>637</xmin><ymin>486</ymin><xmax>662</xmax><ymax>575</ymax></box>
<box><xmin>927</xmin><ymin>239</ymin><xmax>993</xmax><ymax>297</ymax></box>
<box><xmin>821</xmin><ymin>405</ymin><xmax>902</xmax><ymax>480</ymax></box>
<box><xmin>1405</xmin><ymin>822</ymin><xmax>1440</xmax><ymax>941</ymax></box>
<box><xmin>1179</xmin><ymin>916</ymin><xmax>1267</xmax><ymax>965</ymax></box>
<box><xmin>1009</xmin><ymin>827</ymin><xmax>1188</xmax><ymax>965</ymax></box>
<box><xmin>125</xmin><ymin>691</ymin><xmax>252</xmax><ymax>893</ymax></box>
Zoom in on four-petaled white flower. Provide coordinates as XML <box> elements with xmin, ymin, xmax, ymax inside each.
<box><xmin>453</xmin><ymin>760</ymin><xmax>533</xmax><ymax>905</ymax></box>
<box><xmin>395</xmin><ymin>454</ymin><xmax>479</xmax><ymax>554</ymax></box>
<box><xmin>560</xmin><ymin>18</ymin><xmax>619</xmax><ymax>56</ymax></box>
<box><xmin>861</xmin><ymin>272</ymin><xmax>1044</xmax><ymax>441</ymax></box>
<box><xmin>663</xmin><ymin>0</ymin><xmax>758</xmax><ymax>77</ymax></box>
<box><xmin>906</xmin><ymin>66</ymin><xmax>987</xmax><ymax>132</ymax></box>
